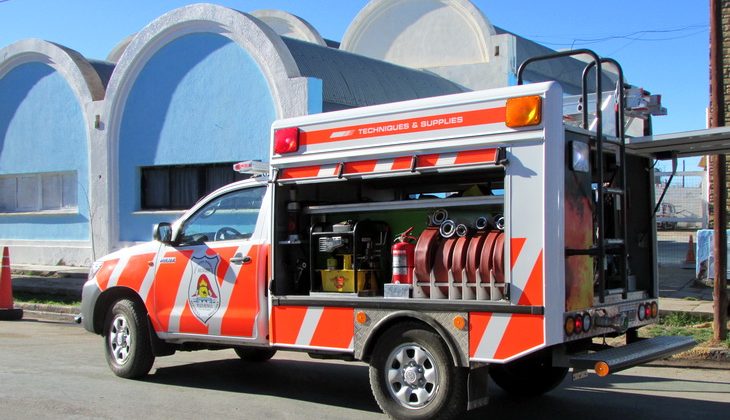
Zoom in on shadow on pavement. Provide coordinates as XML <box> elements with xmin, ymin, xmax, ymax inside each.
<box><xmin>145</xmin><ymin>356</ymin><xmax>728</xmax><ymax>419</ymax></box>
<box><xmin>146</xmin><ymin>357</ymin><xmax>381</xmax><ymax>413</ymax></box>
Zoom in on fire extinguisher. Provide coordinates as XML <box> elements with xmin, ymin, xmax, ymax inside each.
<box><xmin>392</xmin><ymin>227</ymin><xmax>417</xmax><ymax>284</ymax></box>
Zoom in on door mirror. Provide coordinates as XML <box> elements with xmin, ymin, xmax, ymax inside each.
<box><xmin>153</xmin><ymin>222</ymin><xmax>174</xmax><ymax>244</ymax></box>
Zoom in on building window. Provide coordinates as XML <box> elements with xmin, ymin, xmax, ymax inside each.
<box><xmin>0</xmin><ymin>172</ymin><xmax>78</xmax><ymax>213</ymax></box>
<box><xmin>141</xmin><ymin>163</ymin><xmax>248</xmax><ymax>210</ymax></box>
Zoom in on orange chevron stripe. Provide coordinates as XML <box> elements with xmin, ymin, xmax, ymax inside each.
<box><xmin>510</xmin><ymin>237</ymin><xmax>526</xmax><ymax>270</ymax></box>
<box><xmin>95</xmin><ymin>259</ymin><xmax>118</xmax><ymax>291</ymax></box>
<box><xmin>309</xmin><ymin>307</ymin><xmax>354</xmax><ymax>349</ymax></box>
<box><xmin>493</xmin><ymin>314</ymin><xmax>544</xmax><ymax>360</ymax></box>
<box><xmin>179</xmin><ymin>301</ymin><xmax>208</xmax><ymax>334</ymax></box>
<box><xmin>271</xmin><ymin>306</ymin><xmax>308</xmax><ymax>345</ymax></box>
<box><xmin>518</xmin><ymin>251</ymin><xmax>544</xmax><ymax>306</ymax></box>
<box><xmin>152</xmin><ymin>249</ymin><xmax>194</xmax><ymax>332</ymax></box>
<box><xmin>221</xmin><ymin>245</ymin><xmax>260</xmax><ymax>337</ymax></box>
<box><xmin>116</xmin><ymin>253</ymin><xmax>155</xmax><ymax>291</ymax></box>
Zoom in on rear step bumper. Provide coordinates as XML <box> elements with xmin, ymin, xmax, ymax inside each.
<box><xmin>569</xmin><ymin>336</ymin><xmax>696</xmax><ymax>375</ymax></box>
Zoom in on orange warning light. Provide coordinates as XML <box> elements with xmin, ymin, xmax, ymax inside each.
<box><xmin>356</xmin><ymin>311</ymin><xmax>368</xmax><ymax>324</ymax></box>
<box><xmin>505</xmin><ymin>95</ymin><xmax>542</xmax><ymax>128</ymax></box>
<box><xmin>453</xmin><ymin>315</ymin><xmax>467</xmax><ymax>330</ymax></box>
<box><xmin>594</xmin><ymin>361</ymin><xmax>610</xmax><ymax>377</ymax></box>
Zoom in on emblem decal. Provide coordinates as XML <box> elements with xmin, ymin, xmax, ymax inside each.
<box><xmin>188</xmin><ymin>255</ymin><xmax>221</xmax><ymax>324</ymax></box>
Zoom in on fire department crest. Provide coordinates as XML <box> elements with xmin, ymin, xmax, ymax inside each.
<box><xmin>188</xmin><ymin>255</ymin><xmax>221</xmax><ymax>324</ymax></box>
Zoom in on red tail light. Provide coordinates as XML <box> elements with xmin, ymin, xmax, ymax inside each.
<box><xmin>274</xmin><ymin>127</ymin><xmax>300</xmax><ymax>154</ymax></box>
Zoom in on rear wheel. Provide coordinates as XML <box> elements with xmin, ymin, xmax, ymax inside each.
<box><xmin>369</xmin><ymin>322</ymin><xmax>466</xmax><ymax>420</ymax></box>
<box><xmin>234</xmin><ymin>347</ymin><xmax>277</xmax><ymax>362</ymax></box>
<box><xmin>103</xmin><ymin>299</ymin><xmax>155</xmax><ymax>379</ymax></box>
<box><xmin>489</xmin><ymin>349</ymin><xmax>568</xmax><ymax>396</ymax></box>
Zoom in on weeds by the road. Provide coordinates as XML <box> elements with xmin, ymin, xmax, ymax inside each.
<box><xmin>642</xmin><ymin>312</ymin><xmax>730</xmax><ymax>349</ymax></box>
<box><xmin>14</xmin><ymin>292</ymin><xmax>80</xmax><ymax>307</ymax></box>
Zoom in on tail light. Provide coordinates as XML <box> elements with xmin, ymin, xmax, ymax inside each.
<box><xmin>564</xmin><ymin>316</ymin><xmax>575</xmax><ymax>336</ymax></box>
<box><xmin>638</xmin><ymin>304</ymin><xmax>646</xmax><ymax>321</ymax></box>
<box><xmin>581</xmin><ymin>313</ymin><xmax>592</xmax><ymax>332</ymax></box>
<box><xmin>574</xmin><ymin>315</ymin><xmax>583</xmax><ymax>333</ymax></box>
<box><xmin>650</xmin><ymin>301</ymin><xmax>658</xmax><ymax>318</ymax></box>
<box><xmin>274</xmin><ymin>127</ymin><xmax>300</xmax><ymax>154</ymax></box>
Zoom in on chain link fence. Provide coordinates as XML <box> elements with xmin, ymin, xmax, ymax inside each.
<box><xmin>654</xmin><ymin>170</ymin><xmax>706</xmax><ymax>273</ymax></box>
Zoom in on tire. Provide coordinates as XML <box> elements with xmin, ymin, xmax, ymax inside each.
<box><xmin>103</xmin><ymin>299</ymin><xmax>155</xmax><ymax>379</ymax></box>
<box><xmin>369</xmin><ymin>322</ymin><xmax>466</xmax><ymax>420</ymax></box>
<box><xmin>234</xmin><ymin>347</ymin><xmax>277</xmax><ymax>362</ymax></box>
<box><xmin>489</xmin><ymin>349</ymin><xmax>568</xmax><ymax>397</ymax></box>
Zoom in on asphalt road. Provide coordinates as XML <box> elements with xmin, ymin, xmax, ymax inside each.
<box><xmin>1</xmin><ymin>318</ymin><xmax>728</xmax><ymax>420</ymax></box>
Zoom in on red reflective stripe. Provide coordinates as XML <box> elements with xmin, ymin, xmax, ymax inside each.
<box><xmin>153</xmin><ymin>249</ymin><xmax>194</xmax><ymax>332</ymax></box>
<box><xmin>300</xmin><ymin>107</ymin><xmax>506</xmax><ymax>146</ymax></box>
<box><xmin>418</xmin><ymin>154</ymin><xmax>440</xmax><ymax>167</ymax></box>
<box><xmin>469</xmin><ymin>312</ymin><xmax>492</xmax><ymax>357</ymax></box>
<box><xmin>271</xmin><ymin>306</ymin><xmax>308</xmax><ymax>345</ymax></box>
<box><xmin>344</xmin><ymin>160</ymin><xmax>377</xmax><ymax>174</ymax></box>
<box><xmin>116</xmin><ymin>253</ymin><xmax>155</xmax><ymax>291</ymax></box>
<box><xmin>281</xmin><ymin>166</ymin><xmax>321</xmax><ymax>179</ymax></box>
<box><xmin>493</xmin><ymin>314</ymin><xmax>544</xmax><ymax>360</ymax></box>
<box><xmin>510</xmin><ymin>237</ymin><xmax>526</xmax><ymax>270</ymax></box>
<box><xmin>518</xmin><ymin>251</ymin><xmax>544</xmax><ymax>306</ymax></box>
<box><xmin>454</xmin><ymin>148</ymin><xmax>498</xmax><ymax>165</ymax></box>
<box><xmin>95</xmin><ymin>259</ymin><xmax>119</xmax><ymax>291</ymax></box>
<box><xmin>309</xmin><ymin>307</ymin><xmax>354</xmax><ymax>349</ymax></box>
<box><xmin>221</xmin><ymin>245</ymin><xmax>260</xmax><ymax>336</ymax></box>
<box><xmin>391</xmin><ymin>156</ymin><xmax>412</xmax><ymax>170</ymax></box>
<box><xmin>179</xmin><ymin>302</ymin><xmax>208</xmax><ymax>334</ymax></box>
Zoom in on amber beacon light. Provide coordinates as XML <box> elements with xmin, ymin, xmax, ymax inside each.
<box><xmin>505</xmin><ymin>95</ymin><xmax>542</xmax><ymax>128</ymax></box>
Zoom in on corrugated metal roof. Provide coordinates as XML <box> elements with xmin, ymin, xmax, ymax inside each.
<box><xmin>282</xmin><ymin>37</ymin><xmax>467</xmax><ymax>112</ymax></box>
<box><xmin>496</xmin><ymin>27</ymin><xmax>617</xmax><ymax>95</ymax></box>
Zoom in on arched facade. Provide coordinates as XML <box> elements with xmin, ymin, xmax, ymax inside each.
<box><xmin>0</xmin><ymin>39</ymin><xmax>105</xmax><ymax>265</ymax></box>
<box><xmin>96</xmin><ymin>4</ymin><xmax>316</xmax><ymax>254</ymax></box>
<box><xmin>341</xmin><ymin>0</ymin><xmax>516</xmax><ymax>91</ymax></box>
<box><xmin>251</xmin><ymin>9</ymin><xmax>327</xmax><ymax>46</ymax></box>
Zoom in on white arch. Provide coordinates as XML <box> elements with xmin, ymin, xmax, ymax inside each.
<box><xmin>0</xmin><ymin>38</ymin><xmax>105</xmax><ymax>102</ymax></box>
<box><xmin>251</xmin><ymin>9</ymin><xmax>327</xmax><ymax>46</ymax></box>
<box><xmin>99</xmin><ymin>3</ymin><xmax>311</xmax><ymax>253</ymax></box>
<box><xmin>0</xmin><ymin>39</ymin><xmax>105</xmax><ymax>266</ymax></box>
<box><xmin>341</xmin><ymin>0</ymin><xmax>495</xmax><ymax>67</ymax></box>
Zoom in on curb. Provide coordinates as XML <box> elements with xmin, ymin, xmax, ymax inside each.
<box><xmin>14</xmin><ymin>302</ymin><xmax>80</xmax><ymax>323</ymax></box>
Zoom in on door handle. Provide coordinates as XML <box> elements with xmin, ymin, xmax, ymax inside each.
<box><xmin>230</xmin><ymin>254</ymin><xmax>251</xmax><ymax>265</ymax></box>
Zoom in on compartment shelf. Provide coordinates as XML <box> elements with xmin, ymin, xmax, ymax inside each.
<box><xmin>304</xmin><ymin>195</ymin><xmax>504</xmax><ymax>215</ymax></box>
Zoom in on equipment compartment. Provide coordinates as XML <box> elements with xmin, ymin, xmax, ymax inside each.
<box><xmin>272</xmin><ymin>169</ymin><xmax>507</xmax><ymax>301</ymax></box>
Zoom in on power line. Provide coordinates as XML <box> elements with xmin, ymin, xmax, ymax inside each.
<box><xmin>525</xmin><ymin>24</ymin><xmax>708</xmax><ymax>47</ymax></box>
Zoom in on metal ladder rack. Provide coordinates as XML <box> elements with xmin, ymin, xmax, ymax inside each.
<box><xmin>517</xmin><ymin>49</ymin><xmax>629</xmax><ymax>303</ymax></box>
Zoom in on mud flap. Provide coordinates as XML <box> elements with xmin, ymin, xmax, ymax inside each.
<box><xmin>467</xmin><ymin>365</ymin><xmax>490</xmax><ymax>410</ymax></box>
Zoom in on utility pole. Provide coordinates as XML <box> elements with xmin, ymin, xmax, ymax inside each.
<box><xmin>709</xmin><ymin>0</ymin><xmax>728</xmax><ymax>341</ymax></box>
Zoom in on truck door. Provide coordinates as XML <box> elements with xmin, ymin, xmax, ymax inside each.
<box><xmin>151</xmin><ymin>184</ymin><xmax>268</xmax><ymax>339</ymax></box>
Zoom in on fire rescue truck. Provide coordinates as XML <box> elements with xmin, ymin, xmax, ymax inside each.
<box><xmin>81</xmin><ymin>50</ymin><xmax>707</xmax><ymax>419</ymax></box>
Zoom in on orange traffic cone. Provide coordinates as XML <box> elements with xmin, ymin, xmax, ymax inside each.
<box><xmin>684</xmin><ymin>235</ymin><xmax>696</xmax><ymax>265</ymax></box>
<box><xmin>0</xmin><ymin>247</ymin><xmax>23</xmax><ymax>321</ymax></box>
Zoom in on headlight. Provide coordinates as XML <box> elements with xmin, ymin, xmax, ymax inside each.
<box><xmin>88</xmin><ymin>261</ymin><xmax>104</xmax><ymax>280</ymax></box>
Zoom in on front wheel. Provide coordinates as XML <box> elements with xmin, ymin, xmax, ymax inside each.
<box><xmin>104</xmin><ymin>299</ymin><xmax>155</xmax><ymax>379</ymax></box>
<box><xmin>369</xmin><ymin>323</ymin><xmax>466</xmax><ymax>420</ymax></box>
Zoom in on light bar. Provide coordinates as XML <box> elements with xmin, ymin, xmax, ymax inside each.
<box><xmin>233</xmin><ymin>160</ymin><xmax>269</xmax><ymax>175</ymax></box>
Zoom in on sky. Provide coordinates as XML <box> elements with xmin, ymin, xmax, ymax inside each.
<box><xmin>0</xmin><ymin>0</ymin><xmax>710</xmax><ymax>169</ymax></box>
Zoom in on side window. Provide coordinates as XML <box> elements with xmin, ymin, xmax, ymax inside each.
<box><xmin>178</xmin><ymin>186</ymin><xmax>265</xmax><ymax>245</ymax></box>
